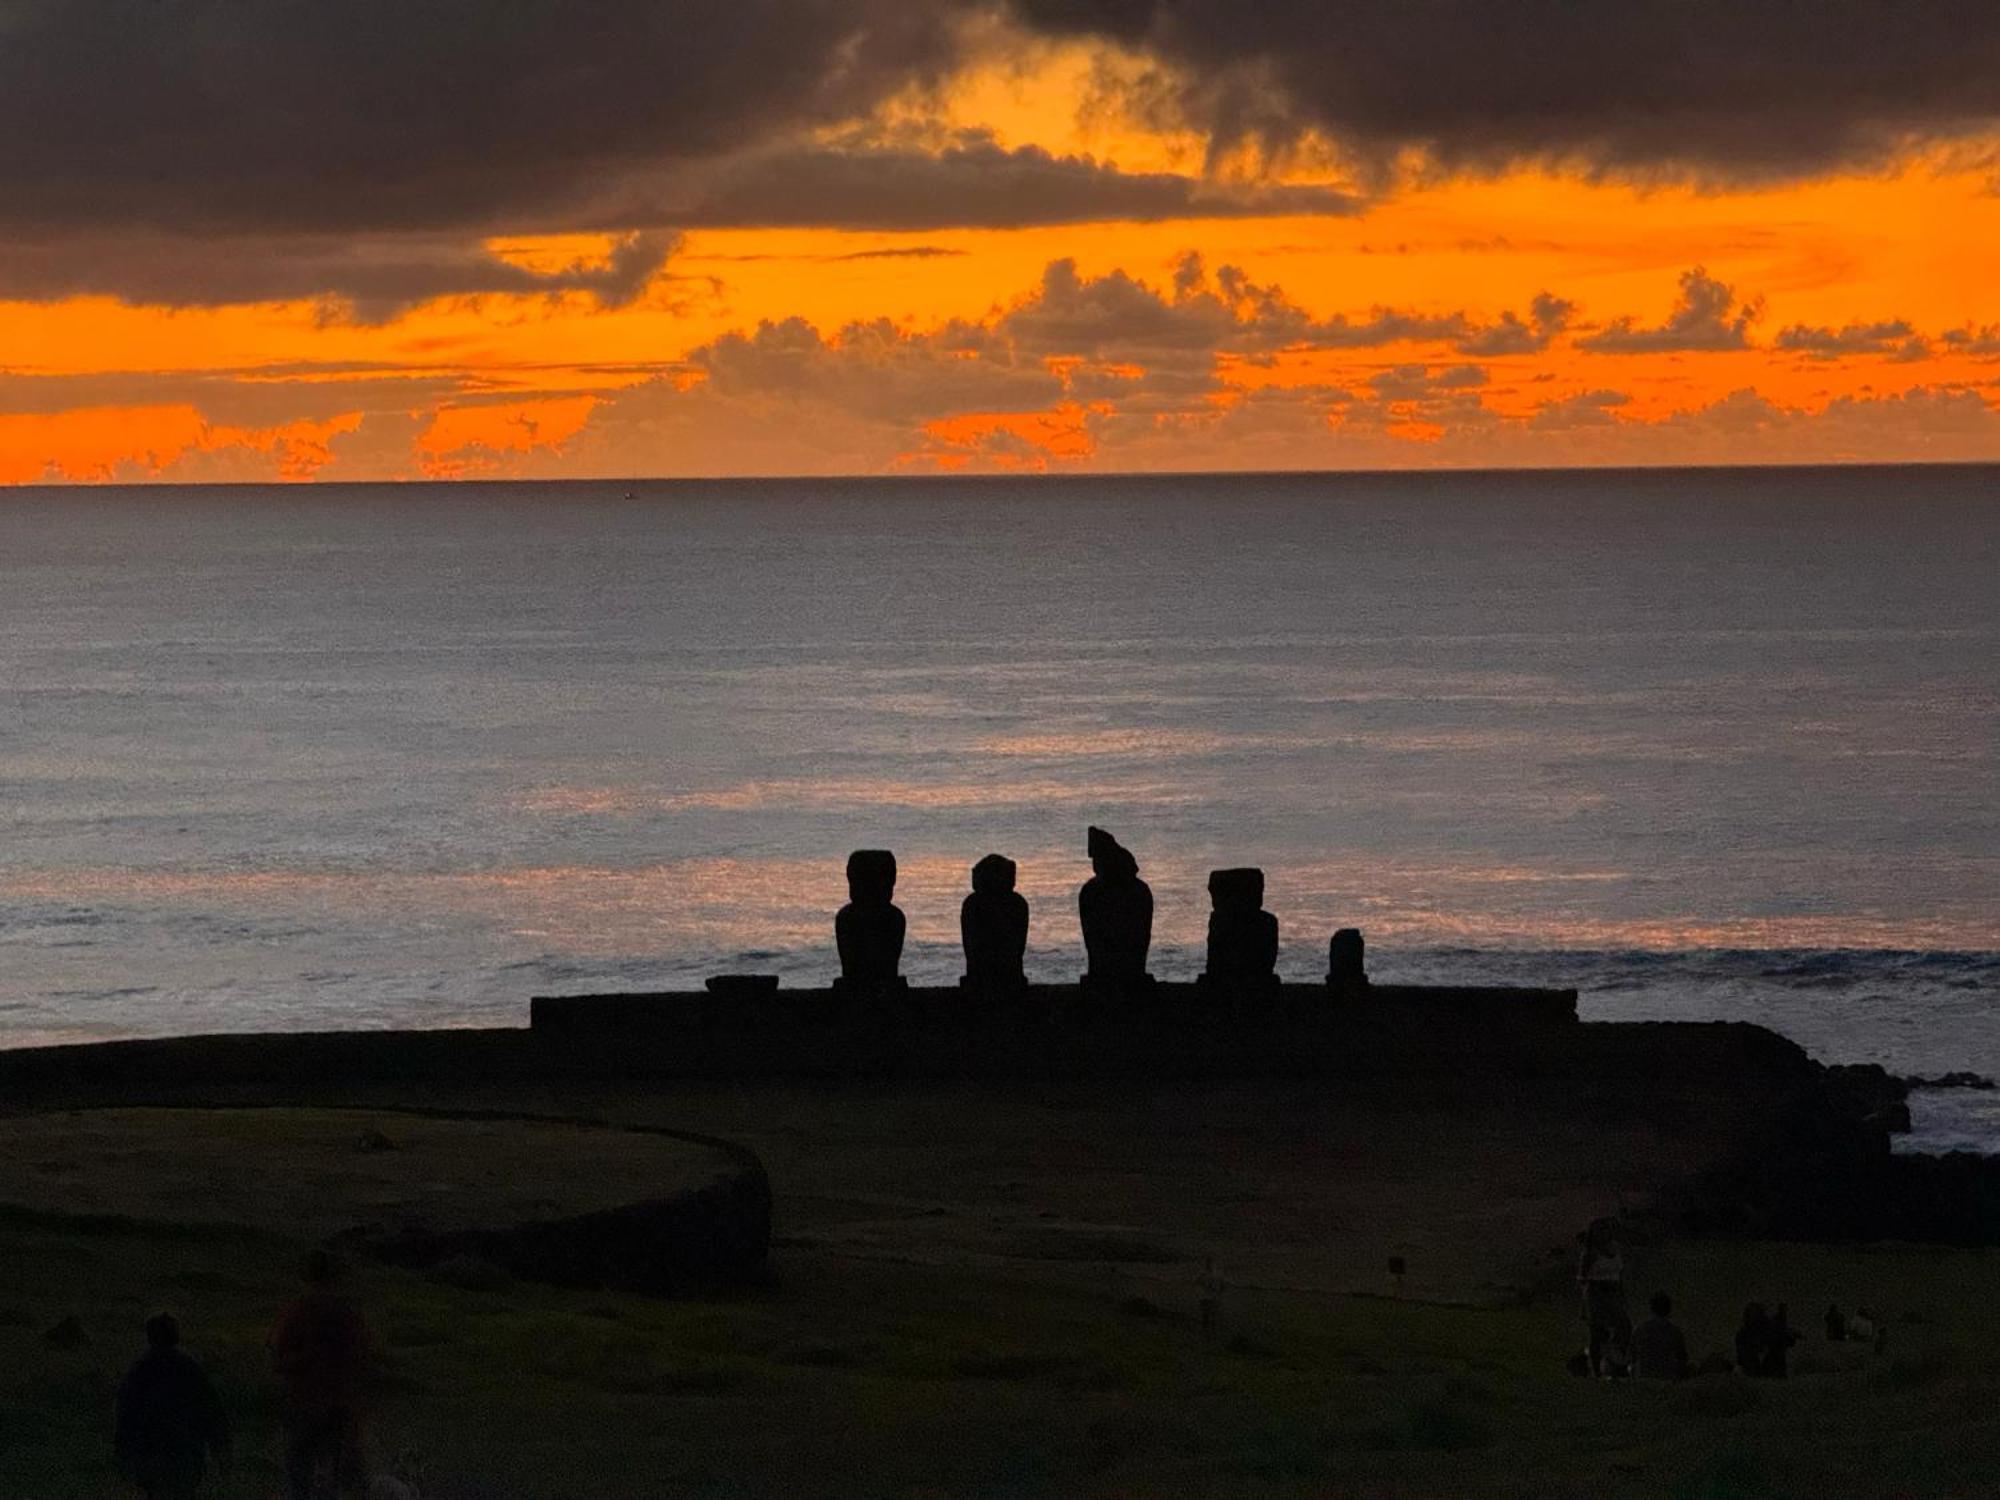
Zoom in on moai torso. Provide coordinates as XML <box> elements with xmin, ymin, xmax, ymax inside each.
<box><xmin>836</xmin><ymin>849</ymin><xmax>905</xmax><ymax>983</ymax></box>
<box><xmin>961</xmin><ymin>853</ymin><xmax>1029</xmax><ymax>987</ymax></box>
<box><xmin>1204</xmin><ymin>867</ymin><xmax>1278</xmax><ymax>985</ymax></box>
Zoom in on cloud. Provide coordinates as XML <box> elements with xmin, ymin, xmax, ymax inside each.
<box><xmin>1578</xmin><ymin>267</ymin><xmax>1761</xmax><ymax>353</ymax></box>
<box><xmin>1942</xmin><ymin>325</ymin><xmax>2000</xmax><ymax>356</ymax></box>
<box><xmin>1527</xmin><ymin>389</ymin><xmax>1630</xmax><ymax>431</ymax></box>
<box><xmin>0</xmin><ymin>231</ymin><xmax>681</xmax><ymax>319</ymax></box>
<box><xmin>1455</xmin><ymin>293</ymin><xmax>1576</xmax><ymax>355</ymax></box>
<box><xmin>1774</xmin><ymin>320</ymin><xmax>1926</xmax><ymax>359</ymax></box>
<box><xmin>634</xmin><ymin>135</ymin><xmax>1362</xmax><ymax>231</ymax></box>
<box><xmin>0</xmin><ymin>2</ymin><xmax>977</xmax><ymax>239</ymax></box>
<box><xmin>1005</xmin><ymin>0</ymin><xmax>2000</xmax><ymax>181</ymax></box>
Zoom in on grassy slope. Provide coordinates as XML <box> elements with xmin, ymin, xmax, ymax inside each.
<box><xmin>4</xmin><ymin>1079</ymin><xmax>1999</xmax><ymax>1496</ymax></box>
<box><xmin>8</xmin><ymin>1211</ymin><xmax>2000</xmax><ymax>1498</ymax></box>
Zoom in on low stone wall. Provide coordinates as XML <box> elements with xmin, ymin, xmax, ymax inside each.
<box><xmin>333</xmin><ymin>1111</ymin><xmax>773</xmax><ymax>1296</ymax></box>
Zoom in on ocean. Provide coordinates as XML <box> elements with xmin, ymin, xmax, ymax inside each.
<box><xmin>2</xmin><ymin>469</ymin><xmax>1994</xmax><ymax>1145</ymax></box>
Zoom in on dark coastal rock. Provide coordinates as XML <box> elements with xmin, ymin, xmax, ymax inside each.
<box><xmin>1079</xmin><ymin>827</ymin><xmax>1152</xmax><ymax>986</ymax></box>
<box><xmin>1907</xmin><ymin>1071</ymin><xmax>1996</xmax><ymax>1091</ymax></box>
<box><xmin>961</xmin><ymin>853</ymin><xmax>1029</xmax><ymax>990</ymax></box>
<box><xmin>1201</xmin><ymin>867</ymin><xmax>1279</xmax><ymax>988</ymax></box>
<box><xmin>1823</xmin><ymin>1063</ymin><xmax>1912</xmax><ymax>1132</ymax></box>
<box><xmin>1327</xmin><ymin>928</ymin><xmax>1368</xmax><ymax>994</ymax></box>
<box><xmin>835</xmin><ymin>849</ymin><xmax>905</xmax><ymax>991</ymax></box>
<box><xmin>1877</xmin><ymin>1152</ymin><xmax>2000</xmax><ymax>1246</ymax></box>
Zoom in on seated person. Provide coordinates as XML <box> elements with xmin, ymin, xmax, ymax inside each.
<box><xmin>1631</xmin><ymin>1291</ymin><xmax>1690</xmax><ymax>1380</ymax></box>
<box><xmin>1847</xmin><ymin>1306</ymin><xmax>1879</xmax><ymax>1345</ymax></box>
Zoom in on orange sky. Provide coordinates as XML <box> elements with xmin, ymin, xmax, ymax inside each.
<box><xmin>4</xmin><ymin>32</ymin><xmax>1999</xmax><ymax>483</ymax></box>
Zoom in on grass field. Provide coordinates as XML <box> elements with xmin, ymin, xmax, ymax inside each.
<box><xmin>5</xmin><ymin>1084</ymin><xmax>1999</xmax><ymax>1496</ymax></box>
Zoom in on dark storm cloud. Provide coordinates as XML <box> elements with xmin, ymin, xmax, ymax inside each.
<box><xmin>646</xmin><ymin>137</ymin><xmax>1362</xmax><ymax>230</ymax></box>
<box><xmin>0</xmin><ymin>1</ymin><xmax>972</xmax><ymax>237</ymax></box>
<box><xmin>1005</xmin><ymin>0</ymin><xmax>2000</xmax><ymax>179</ymax></box>
<box><xmin>0</xmin><ymin>231</ymin><xmax>680</xmax><ymax>320</ymax></box>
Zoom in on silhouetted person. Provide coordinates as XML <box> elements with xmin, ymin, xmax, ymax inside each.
<box><xmin>1577</xmin><ymin>1220</ymin><xmax>1628</xmax><ymax>1377</ymax></box>
<box><xmin>1078</xmin><ymin>827</ymin><xmax>1151</xmax><ymax>985</ymax></box>
<box><xmin>1766</xmin><ymin>1302</ymin><xmax>1799</xmax><ymax>1377</ymax></box>
<box><xmin>1735</xmin><ymin>1303</ymin><xmax>1777</xmax><ymax>1376</ymax></box>
<box><xmin>271</xmin><ymin>1250</ymin><xmax>371</xmax><ymax>1500</ymax></box>
<box><xmin>1202</xmin><ymin>867</ymin><xmax>1278</xmax><ymax>987</ymax></box>
<box><xmin>1199</xmin><ymin>1257</ymin><xmax>1225</xmax><ymax>1342</ymax></box>
<box><xmin>835</xmin><ymin>849</ymin><xmax>905</xmax><ymax>989</ymax></box>
<box><xmin>115</xmin><ymin>1314</ymin><xmax>230</xmax><ymax>1499</ymax></box>
<box><xmin>1848</xmin><ymin>1306</ymin><xmax>1881</xmax><ymax>1348</ymax></box>
<box><xmin>1825</xmin><ymin>1303</ymin><xmax>1847</xmax><ymax>1342</ymax></box>
<box><xmin>1327</xmin><ymin>927</ymin><xmax>1368</xmax><ymax>994</ymax></box>
<box><xmin>1632</xmin><ymin>1292</ymin><xmax>1690</xmax><ymax>1380</ymax></box>
<box><xmin>960</xmin><ymin>853</ymin><xmax>1028</xmax><ymax>989</ymax></box>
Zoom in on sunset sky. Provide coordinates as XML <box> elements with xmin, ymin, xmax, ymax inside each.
<box><xmin>5</xmin><ymin>1</ymin><xmax>2000</xmax><ymax>483</ymax></box>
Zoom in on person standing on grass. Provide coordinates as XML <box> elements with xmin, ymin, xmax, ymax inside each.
<box><xmin>115</xmin><ymin>1313</ymin><xmax>231</xmax><ymax>1499</ymax></box>
<box><xmin>271</xmin><ymin>1249</ymin><xmax>373</xmax><ymax>1499</ymax></box>
<box><xmin>1576</xmin><ymin>1220</ymin><xmax>1629</xmax><ymax>1377</ymax></box>
<box><xmin>1199</xmin><ymin>1257</ymin><xmax>1226</xmax><ymax>1341</ymax></box>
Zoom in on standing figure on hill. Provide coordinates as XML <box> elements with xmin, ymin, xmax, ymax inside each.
<box><xmin>1202</xmin><ymin>868</ymin><xmax>1279</xmax><ymax>988</ymax></box>
<box><xmin>115</xmin><ymin>1313</ymin><xmax>231</xmax><ymax>1500</ymax></box>
<box><xmin>961</xmin><ymin>853</ymin><xmax>1029</xmax><ymax>990</ymax></box>
<box><xmin>836</xmin><ymin>849</ymin><xmax>905</xmax><ymax>989</ymax></box>
<box><xmin>1078</xmin><ymin>826</ymin><xmax>1152</xmax><ymax>986</ymax></box>
<box><xmin>271</xmin><ymin>1249</ymin><xmax>372</xmax><ymax>1500</ymax></box>
<box><xmin>1576</xmin><ymin>1220</ymin><xmax>1629</xmax><ymax>1378</ymax></box>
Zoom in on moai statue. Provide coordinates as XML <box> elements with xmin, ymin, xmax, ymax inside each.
<box><xmin>1201</xmin><ymin>867</ymin><xmax>1279</xmax><ymax>988</ymax></box>
<box><xmin>1078</xmin><ymin>826</ymin><xmax>1152</xmax><ymax>986</ymax></box>
<box><xmin>961</xmin><ymin>853</ymin><xmax>1029</xmax><ymax>990</ymax></box>
<box><xmin>835</xmin><ymin>849</ymin><xmax>905</xmax><ymax>991</ymax></box>
<box><xmin>1327</xmin><ymin>927</ymin><xmax>1368</xmax><ymax>995</ymax></box>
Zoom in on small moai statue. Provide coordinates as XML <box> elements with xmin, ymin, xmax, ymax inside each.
<box><xmin>1078</xmin><ymin>826</ymin><xmax>1152</xmax><ymax>987</ymax></box>
<box><xmin>1326</xmin><ymin>927</ymin><xmax>1368</xmax><ymax>995</ymax></box>
<box><xmin>835</xmin><ymin>849</ymin><xmax>905</xmax><ymax>992</ymax></box>
<box><xmin>960</xmin><ymin>853</ymin><xmax>1029</xmax><ymax>990</ymax></box>
<box><xmin>1201</xmin><ymin>867</ymin><xmax>1279</xmax><ymax>988</ymax></box>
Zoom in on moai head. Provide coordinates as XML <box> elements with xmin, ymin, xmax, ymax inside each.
<box><xmin>846</xmin><ymin>849</ymin><xmax>898</xmax><ymax>906</ymax></box>
<box><xmin>1207</xmin><ymin>867</ymin><xmax>1264</xmax><ymax>915</ymax></box>
<box><xmin>1087</xmin><ymin>825</ymin><xmax>1138</xmax><ymax>881</ymax></box>
<box><xmin>970</xmin><ymin>852</ymin><xmax>1017</xmax><ymax>896</ymax></box>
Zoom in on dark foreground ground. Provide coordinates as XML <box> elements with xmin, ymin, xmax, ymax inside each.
<box><xmin>2</xmin><ymin>1028</ymin><xmax>1998</xmax><ymax>1497</ymax></box>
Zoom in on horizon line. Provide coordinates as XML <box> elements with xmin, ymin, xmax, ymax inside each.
<box><xmin>6</xmin><ymin>456</ymin><xmax>2000</xmax><ymax>495</ymax></box>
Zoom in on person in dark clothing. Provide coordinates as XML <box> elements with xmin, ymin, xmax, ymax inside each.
<box><xmin>271</xmin><ymin>1249</ymin><xmax>372</xmax><ymax>1499</ymax></box>
<box><xmin>115</xmin><ymin>1314</ymin><xmax>230</xmax><ymax>1499</ymax></box>
<box><xmin>1766</xmin><ymin>1302</ymin><xmax>1800</xmax><ymax>1377</ymax></box>
<box><xmin>1631</xmin><ymin>1291</ymin><xmax>1690</xmax><ymax>1380</ymax></box>
<box><xmin>1735</xmin><ymin>1303</ymin><xmax>1772</xmax><ymax>1375</ymax></box>
<box><xmin>1825</xmin><ymin>1303</ymin><xmax>1847</xmax><ymax>1342</ymax></box>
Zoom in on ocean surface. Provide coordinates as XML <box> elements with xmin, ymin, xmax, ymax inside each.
<box><xmin>2</xmin><ymin>469</ymin><xmax>1995</xmax><ymax>1146</ymax></box>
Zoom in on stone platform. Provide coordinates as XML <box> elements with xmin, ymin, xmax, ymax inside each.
<box><xmin>529</xmin><ymin>979</ymin><xmax>1580</xmax><ymax>1078</ymax></box>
